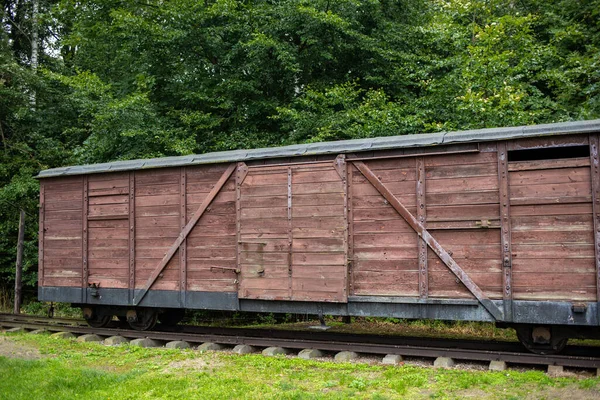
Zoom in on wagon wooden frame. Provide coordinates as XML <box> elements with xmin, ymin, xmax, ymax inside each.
<box><xmin>37</xmin><ymin>120</ymin><xmax>600</xmax><ymax>349</ymax></box>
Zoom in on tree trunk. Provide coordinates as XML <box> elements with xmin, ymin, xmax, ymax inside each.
<box><xmin>14</xmin><ymin>209</ymin><xmax>25</xmax><ymax>314</ymax></box>
<box><xmin>30</xmin><ymin>0</ymin><xmax>39</xmax><ymax>105</ymax></box>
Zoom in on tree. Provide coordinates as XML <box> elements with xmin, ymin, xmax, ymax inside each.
<box><xmin>0</xmin><ymin>0</ymin><xmax>599</xmax><ymax>294</ymax></box>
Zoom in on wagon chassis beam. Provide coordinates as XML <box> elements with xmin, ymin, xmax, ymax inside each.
<box><xmin>350</xmin><ymin>161</ymin><xmax>504</xmax><ymax>321</ymax></box>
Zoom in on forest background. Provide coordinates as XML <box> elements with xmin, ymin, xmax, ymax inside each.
<box><xmin>1</xmin><ymin>0</ymin><xmax>599</xmax><ymax>295</ymax></box>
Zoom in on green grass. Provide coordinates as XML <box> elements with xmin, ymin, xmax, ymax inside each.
<box><xmin>1</xmin><ymin>332</ymin><xmax>599</xmax><ymax>399</ymax></box>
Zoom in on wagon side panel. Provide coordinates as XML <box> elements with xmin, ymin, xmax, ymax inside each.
<box><xmin>185</xmin><ymin>164</ymin><xmax>238</xmax><ymax>293</ymax></box>
<box><xmin>238</xmin><ymin>162</ymin><xmax>348</xmax><ymax>302</ymax></box>
<box><xmin>425</xmin><ymin>151</ymin><xmax>503</xmax><ymax>299</ymax></box>
<box><xmin>87</xmin><ymin>172</ymin><xmax>130</xmax><ymax>290</ymax></box>
<box><xmin>238</xmin><ymin>165</ymin><xmax>291</xmax><ymax>300</ymax></box>
<box><xmin>351</xmin><ymin>157</ymin><xmax>420</xmax><ymax>296</ymax></box>
<box><xmin>291</xmin><ymin>162</ymin><xmax>347</xmax><ymax>302</ymax></box>
<box><xmin>350</xmin><ymin>150</ymin><xmax>503</xmax><ymax>301</ymax></box>
<box><xmin>42</xmin><ymin>176</ymin><xmax>84</xmax><ymax>287</ymax></box>
<box><xmin>135</xmin><ymin>168</ymin><xmax>182</xmax><ymax>291</ymax></box>
<box><xmin>509</xmin><ymin>155</ymin><xmax>596</xmax><ymax>301</ymax></box>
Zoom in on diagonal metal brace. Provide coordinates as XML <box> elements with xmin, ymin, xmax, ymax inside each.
<box><xmin>133</xmin><ymin>163</ymin><xmax>237</xmax><ymax>306</ymax></box>
<box><xmin>351</xmin><ymin>161</ymin><xmax>503</xmax><ymax>321</ymax></box>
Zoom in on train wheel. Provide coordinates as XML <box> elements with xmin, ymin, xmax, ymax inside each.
<box><xmin>516</xmin><ymin>326</ymin><xmax>568</xmax><ymax>355</ymax></box>
<box><xmin>83</xmin><ymin>307</ymin><xmax>112</xmax><ymax>328</ymax></box>
<box><xmin>158</xmin><ymin>309</ymin><xmax>185</xmax><ymax>326</ymax></box>
<box><xmin>127</xmin><ymin>308</ymin><xmax>158</xmax><ymax>331</ymax></box>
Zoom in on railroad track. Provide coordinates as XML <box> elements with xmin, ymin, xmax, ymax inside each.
<box><xmin>1</xmin><ymin>313</ymin><xmax>599</xmax><ymax>371</ymax></box>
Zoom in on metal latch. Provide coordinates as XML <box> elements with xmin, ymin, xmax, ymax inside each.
<box><xmin>476</xmin><ymin>219</ymin><xmax>491</xmax><ymax>228</ymax></box>
<box><xmin>572</xmin><ymin>303</ymin><xmax>587</xmax><ymax>313</ymax></box>
<box><xmin>89</xmin><ymin>283</ymin><xmax>101</xmax><ymax>298</ymax></box>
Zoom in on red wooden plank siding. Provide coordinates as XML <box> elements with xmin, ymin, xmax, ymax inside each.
<box><xmin>86</xmin><ymin>173</ymin><xmax>129</xmax><ymax>289</ymax></box>
<box><xmin>350</xmin><ymin>151</ymin><xmax>503</xmax><ymax>299</ymax></box>
<box><xmin>239</xmin><ymin>165</ymin><xmax>290</xmax><ymax>299</ymax></box>
<box><xmin>291</xmin><ymin>163</ymin><xmax>346</xmax><ymax>302</ymax></box>
<box><xmin>424</xmin><ymin>150</ymin><xmax>502</xmax><ymax>300</ymax></box>
<box><xmin>509</xmin><ymin>157</ymin><xmax>596</xmax><ymax>301</ymax></box>
<box><xmin>42</xmin><ymin>176</ymin><xmax>83</xmax><ymax>287</ymax></box>
<box><xmin>185</xmin><ymin>164</ymin><xmax>237</xmax><ymax>293</ymax></box>
<box><xmin>351</xmin><ymin>158</ymin><xmax>419</xmax><ymax>296</ymax></box>
<box><xmin>135</xmin><ymin>168</ymin><xmax>180</xmax><ymax>291</ymax></box>
<box><xmin>238</xmin><ymin>162</ymin><xmax>347</xmax><ymax>302</ymax></box>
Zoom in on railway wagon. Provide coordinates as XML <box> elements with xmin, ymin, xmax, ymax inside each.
<box><xmin>37</xmin><ymin>119</ymin><xmax>600</xmax><ymax>353</ymax></box>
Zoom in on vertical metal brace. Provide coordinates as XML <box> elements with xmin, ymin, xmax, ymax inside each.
<box><xmin>38</xmin><ymin>181</ymin><xmax>45</xmax><ymax>288</ymax></box>
<box><xmin>416</xmin><ymin>157</ymin><xmax>428</xmax><ymax>298</ymax></box>
<box><xmin>179</xmin><ymin>167</ymin><xmax>187</xmax><ymax>308</ymax></box>
<box><xmin>287</xmin><ymin>167</ymin><xmax>293</xmax><ymax>299</ymax></box>
<box><xmin>346</xmin><ymin>160</ymin><xmax>355</xmax><ymax>296</ymax></box>
<box><xmin>129</xmin><ymin>172</ymin><xmax>136</xmax><ymax>304</ymax></box>
<box><xmin>335</xmin><ymin>155</ymin><xmax>349</xmax><ymax>298</ymax></box>
<box><xmin>589</xmin><ymin>135</ymin><xmax>600</xmax><ymax>325</ymax></box>
<box><xmin>235</xmin><ymin>163</ymin><xmax>248</xmax><ymax>294</ymax></box>
<box><xmin>497</xmin><ymin>143</ymin><xmax>513</xmax><ymax>322</ymax></box>
<box><xmin>82</xmin><ymin>175</ymin><xmax>89</xmax><ymax>303</ymax></box>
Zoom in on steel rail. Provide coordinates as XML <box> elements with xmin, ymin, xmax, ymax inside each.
<box><xmin>1</xmin><ymin>314</ymin><xmax>599</xmax><ymax>369</ymax></box>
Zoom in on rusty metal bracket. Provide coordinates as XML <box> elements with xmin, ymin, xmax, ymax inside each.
<box><xmin>334</xmin><ymin>154</ymin><xmax>346</xmax><ymax>180</ymax></box>
<box><xmin>210</xmin><ymin>266</ymin><xmax>241</xmax><ymax>273</ymax></box>
<box><xmin>351</xmin><ymin>160</ymin><xmax>503</xmax><ymax>321</ymax></box>
<box><xmin>237</xmin><ymin>162</ymin><xmax>249</xmax><ymax>185</ymax></box>
<box><xmin>133</xmin><ymin>163</ymin><xmax>237</xmax><ymax>306</ymax></box>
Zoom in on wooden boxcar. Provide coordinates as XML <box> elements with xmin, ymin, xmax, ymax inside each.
<box><xmin>37</xmin><ymin>119</ymin><xmax>600</xmax><ymax>352</ymax></box>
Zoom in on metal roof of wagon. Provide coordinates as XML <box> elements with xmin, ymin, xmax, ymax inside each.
<box><xmin>37</xmin><ymin>119</ymin><xmax>600</xmax><ymax>178</ymax></box>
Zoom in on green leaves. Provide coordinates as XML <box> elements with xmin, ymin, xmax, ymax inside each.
<box><xmin>1</xmin><ymin>0</ymin><xmax>600</xmax><ymax>291</ymax></box>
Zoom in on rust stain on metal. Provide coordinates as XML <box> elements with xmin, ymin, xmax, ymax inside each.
<box><xmin>351</xmin><ymin>160</ymin><xmax>503</xmax><ymax>320</ymax></box>
<box><xmin>334</xmin><ymin>154</ymin><xmax>346</xmax><ymax>180</ymax></box>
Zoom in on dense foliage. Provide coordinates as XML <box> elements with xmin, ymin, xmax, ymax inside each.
<box><xmin>1</xmin><ymin>0</ymin><xmax>599</xmax><ymax>291</ymax></box>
